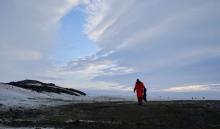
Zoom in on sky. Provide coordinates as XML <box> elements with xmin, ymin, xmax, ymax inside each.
<box><xmin>0</xmin><ymin>0</ymin><xmax>220</xmax><ymax>99</ymax></box>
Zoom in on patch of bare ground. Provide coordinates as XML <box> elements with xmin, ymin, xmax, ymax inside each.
<box><xmin>0</xmin><ymin>101</ymin><xmax>220</xmax><ymax>129</ymax></box>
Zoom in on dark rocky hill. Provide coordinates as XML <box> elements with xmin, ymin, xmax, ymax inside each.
<box><xmin>6</xmin><ymin>79</ymin><xmax>86</xmax><ymax>96</ymax></box>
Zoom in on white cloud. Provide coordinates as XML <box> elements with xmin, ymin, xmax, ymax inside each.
<box><xmin>0</xmin><ymin>0</ymin><xmax>80</xmax><ymax>81</ymax></box>
<box><xmin>66</xmin><ymin>0</ymin><xmax>220</xmax><ymax>96</ymax></box>
<box><xmin>10</xmin><ymin>49</ymin><xmax>42</xmax><ymax>61</ymax></box>
<box><xmin>39</xmin><ymin>65</ymin><xmax>133</xmax><ymax>94</ymax></box>
<box><xmin>81</xmin><ymin>0</ymin><xmax>220</xmax><ymax>76</ymax></box>
<box><xmin>83</xmin><ymin>0</ymin><xmax>108</xmax><ymax>41</ymax></box>
<box><xmin>163</xmin><ymin>84</ymin><xmax>220</xmax><ymax>92</ymax></box>
<box><xmin>83</xmin><ymin>0</ymin><xmax>220</xmax><ymax>51</ymax></box>
<box><xmin>163</xmin><ymin>85</ymin><xmax>208</xmax><ymax>92</ymax></box>
<box><xmin>83</xmin><ymin>0</ymin><xmax>135</xmax><ymax>41</ymax></box>
<box><xmin>63</xmin><ymin>58</ymin><xmax>135</xmax><ymax>79</ymax></box>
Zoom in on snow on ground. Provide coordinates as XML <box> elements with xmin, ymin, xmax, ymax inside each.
<box><xmin>0</xmin><ymin>83</ymin><xmax>83</xmax><ymax>109</ymax></box>
<box><xmin>0</xmin><ymin>83</ymin><xmax>135</xmax><ymax>109</ymax></box>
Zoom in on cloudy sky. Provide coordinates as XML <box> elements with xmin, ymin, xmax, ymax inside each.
<box><xmin>0</xmin><ymin>0</ymin><xmax>220</xmax><ymax>99</ymax></box>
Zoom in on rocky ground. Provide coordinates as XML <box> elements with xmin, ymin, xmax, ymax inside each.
<box><xmin>0</xmin><ymin>101</ymin><xmax>220</xmax><ymax>129</ymax></box>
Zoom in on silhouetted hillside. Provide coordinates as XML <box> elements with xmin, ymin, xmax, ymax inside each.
<box><xmin>6</xmin><ymin>79</ymin><xmax>86</xmax><ymax>96</ymax></box>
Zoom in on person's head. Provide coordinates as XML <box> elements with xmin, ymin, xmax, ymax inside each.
<box><xmin>136</xmin><ymin>78</ymin><xmax>142</xmax><ymax>84</ymax></box>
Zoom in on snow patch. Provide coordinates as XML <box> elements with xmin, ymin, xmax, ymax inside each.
<box><xmin>0</xmin><ymin>83</ymin><xmax>136</xmax><ymax>109</ymax></box>
<box><xmin>0</xmin><ymin>83</ymin><xmax>81</xmax><ymax>109</ymax></box>
<box><xmin>26</xmin><ymin>83</ymin><xmax>43</xmax><ymax>86</ymax></box>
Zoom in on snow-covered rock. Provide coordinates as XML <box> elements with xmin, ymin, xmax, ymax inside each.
<box><xmin>0</xmin><ymin>83</ymin><xmax>82</xmax><ymax>109</ymax></box>
<box><xmin>0</xmin><ymin>83</ymin><xmax>135</xmax><ymax>109</ymax></box>
<box><xmin>6</xmin><ymin>80</ymin><xmax>86</xmax><ymax>96</ymax></box>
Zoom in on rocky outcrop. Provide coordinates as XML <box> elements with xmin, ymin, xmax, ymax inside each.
<box><xmin>6</xmin><ymin>80</ymin><xmax>86</xmax><ymax>96</ymax></box>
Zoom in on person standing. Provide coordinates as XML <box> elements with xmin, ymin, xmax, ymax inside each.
<box><xmin>134</xmin><ymin>79</ymin><xmax>146</xmax><ymax>105</ymax></box>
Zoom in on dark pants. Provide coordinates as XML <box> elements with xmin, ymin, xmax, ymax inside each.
<box><xmin>138</xmin><ymin>97</ymin><xmax>143</xmax><ymax>105</ymax></box>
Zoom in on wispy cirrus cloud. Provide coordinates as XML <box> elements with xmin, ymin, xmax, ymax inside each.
<box><xmin>61</xmin><ymin>0</ymin><xmax>220</xmax><ymax>96</ymax></box>
<box><xmin>83</xmin><ymin>0</ymin><xmax>135</xmax><ymax>42</ymax></box>
<box><xmin>63</xmin><ymin>57</ymin><xmax>135</xmax><ymax>79</ymax></box>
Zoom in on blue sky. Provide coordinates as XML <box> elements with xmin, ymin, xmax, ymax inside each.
<box><xmin>55</xmin><ymin>6</ymin><xmax>98</xmax><ymax>64</ymax></box>
<box><xmin>0</xmin><ymin>0</ymin><xmax>220</xmax><ymax>99</ymax></box>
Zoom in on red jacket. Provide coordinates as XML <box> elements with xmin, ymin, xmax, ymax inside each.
<box><xmin>134</xmin><ymin>82</ymin><xmax>145</xmax><ymax>98</ymax></box>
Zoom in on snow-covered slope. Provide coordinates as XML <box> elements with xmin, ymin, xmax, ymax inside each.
<box><xmin>0</xmin><ymin>83</ymin><xmax>136</xmax><ymax>109</ymax></box>
<box><xmin>0</xmin><ymin>83</ymin><xmax>84</xmax><ymax>108</ymax></box>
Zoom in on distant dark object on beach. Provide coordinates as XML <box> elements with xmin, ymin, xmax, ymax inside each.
<box><xmin>6</xmin><ymin>79</ymin><xmax>86</xmax><ymax>96</ymax></box>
